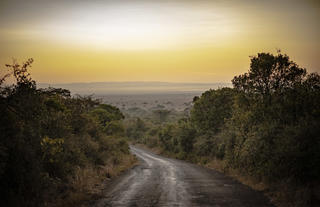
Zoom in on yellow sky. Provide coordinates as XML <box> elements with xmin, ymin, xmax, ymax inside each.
<box><xmin>1</xmin><ymin>0</ymin><xmax>319</xmax><ymax>83</ymax></box>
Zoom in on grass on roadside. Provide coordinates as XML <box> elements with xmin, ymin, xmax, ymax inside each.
<box><xmin>46</xmin><ymin>153</ymin><xmax>137</xmax><ymax>207</ymax></box>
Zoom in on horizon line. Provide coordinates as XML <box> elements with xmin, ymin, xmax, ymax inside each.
<box><xmin>38</xmin><ymin>81</ymin><xmax>232</xmax><ymax>85</ymax></box>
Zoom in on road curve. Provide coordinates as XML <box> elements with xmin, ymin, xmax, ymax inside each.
<box><xmin>93</xmin><ymin>146</ymin><xmax>274</xmax><ymax>207</ymax></box>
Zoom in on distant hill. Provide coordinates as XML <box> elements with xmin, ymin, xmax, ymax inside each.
<box><xmin>38</xmin><ymin>82</ymin><xmax>232</xmax><ymax>95</ymax></box>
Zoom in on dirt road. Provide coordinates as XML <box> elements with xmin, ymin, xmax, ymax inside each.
<box><xmin>93</xmin><ymin>146</ymin><xmax>273</xmax><ymax>207</ymax></box>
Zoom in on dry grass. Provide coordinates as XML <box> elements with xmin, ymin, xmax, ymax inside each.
<box><xmin>204</xmin><ymin>159</ymin><xmax>267</xmax><ymax>192</ymax></box>
<box><xmin>203</xmin><ymin>158</ymin><xmax>319</xmax><ymax>207</ymax></box>
<box><xmin>47</xmin><ymin>154</ymin><xmax>138</xmax><ymax>207</ymax></box>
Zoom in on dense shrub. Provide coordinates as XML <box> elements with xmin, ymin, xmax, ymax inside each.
<box><xmin>139</xmin><ymin>52</ymin><xmax>320</xmax><ymax>194</ymax></box>
<box><xmin>0</xmin><ymin>59</ymin><xmax>130</xmax><ymax>206</ymax></box>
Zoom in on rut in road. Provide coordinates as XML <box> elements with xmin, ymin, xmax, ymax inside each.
<box><xmin>92</xmin><ymin>146</ymin><xmax>274</xmax><ymax>207</ymax></box>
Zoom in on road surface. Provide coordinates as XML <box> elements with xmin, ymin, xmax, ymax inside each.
<box><xmin>92</xmin><ymin>146</ymin><xmax>273</xmax><ymax>207</ymax></box>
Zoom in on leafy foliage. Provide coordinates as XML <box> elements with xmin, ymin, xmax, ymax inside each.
<box><xmin>136</xmin><ymin>52</ymin><xmax>320</xmax><ymax>205</ymax></box>
<box><xmin>0</xmin><ymin>59</ymin><xmax>129</xmax><ymax>206</ymax></box>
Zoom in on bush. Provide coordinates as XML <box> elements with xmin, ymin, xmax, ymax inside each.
<box><xmin>0</xmin><ymin>59</ymin><xmax>130</xmax><ymax>206</ymax></box>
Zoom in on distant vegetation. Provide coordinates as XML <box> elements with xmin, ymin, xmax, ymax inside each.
<box><xmin>38</xmin><ymin>82</ymin><xmax>231</xmax><ymax>95</ymax></box>
<box><xmin>0</xmin><ymin>59</ymin><xmax>135</xmax><ymax>206</ymax></box>
<box><xmin>127</xmin><ymin>52</ymin><xmax>320</xmax><ymax>206</ymax></box>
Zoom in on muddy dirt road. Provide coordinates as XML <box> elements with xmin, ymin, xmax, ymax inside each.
<box><xmin>93</xmin><ymin>146</ymin><xmax>273</xmax><ymax>207</ymax></box>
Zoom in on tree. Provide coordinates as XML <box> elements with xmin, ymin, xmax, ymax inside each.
<box><xmin>0</xmin><ymin>59</ymin><xmax>44</xmax><ymax>206</ymax></box>
<box><xmin>177</xmin><ymin>119</ymin><xmax>196</xmax><ymax>154</ymax></box>
<box><xmin>226</xmin><ymin>52</ymin><xmax>320</xmax><ymax>183</ymax></box>
<box><xmin>232</xmin><ymin>52</ymin><xmax>307</xmax><ymax>101</ymax></box>
<box><xmin>158</xmin><ymin>124</ymin><xmax>175</xmax><ymax>151</ymax></box>
<box><xmin>191</xmin><ymin>88</ymin><xmax>235</xmax><ymax>135</ymax></box>
<box><xmin>153</xmin><ymin>109</ymin><xmax>171</xmax><ymax>123</ymax></box>
<box><xmin>0</xmin><ymin>59</ymin><xmax>131</xmax><ymax>206</ymax></box>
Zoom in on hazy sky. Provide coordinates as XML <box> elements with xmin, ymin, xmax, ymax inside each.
<box><xmin>1</xmin><ymin>0</ymin><xmax>319</xmax><ymax>83</ymax></box>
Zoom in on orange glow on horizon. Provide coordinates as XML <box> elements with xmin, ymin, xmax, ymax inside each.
<box><xmin>1</xmin><ymin>0</ymin><xmax>319</xmax><ymax>83</ymax></box>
